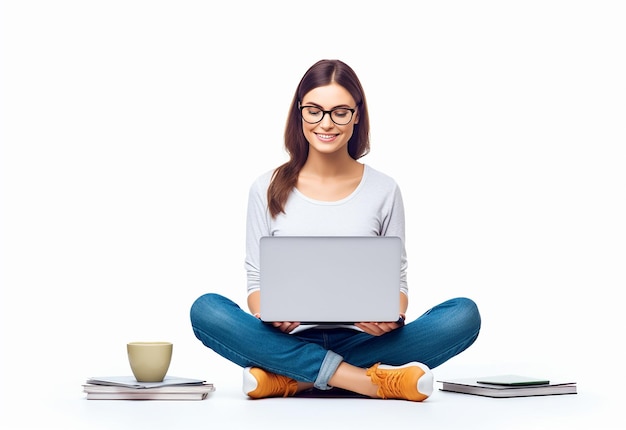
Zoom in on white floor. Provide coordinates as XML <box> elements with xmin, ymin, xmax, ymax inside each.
<box><xmin>1</xmin><ymin>358</ymin><xmax>621</xmax><ymax>430</ymax></box>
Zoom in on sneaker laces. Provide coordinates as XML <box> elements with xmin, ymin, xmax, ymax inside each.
<box><xmin>366</xmin><ymin>362</ymin><xmax>403</xmax><ymax>399</ymax></box>
<box><xmin>273</xmin><ymin>374</ymin><xmax>298</xmax><ymax>397</ymax></box>
<box><xmin>254</xmin><ymin>370</ymin><xmax>297</xmax><ymax>398</ymax></box>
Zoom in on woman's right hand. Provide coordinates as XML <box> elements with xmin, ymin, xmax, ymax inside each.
<box><xmin>271</xmin><ymin>321</ymin><xmax>300</xmax><ymax>333</ymax></box>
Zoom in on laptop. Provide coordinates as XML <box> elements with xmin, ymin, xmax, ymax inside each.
<box><xmin>259</xmin><ymin>236</ymin><xmax>402</xmax><ymax>324</ymax></box>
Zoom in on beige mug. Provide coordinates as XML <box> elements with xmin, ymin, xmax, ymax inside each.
<box><xmin>127</xmin><ymin>341</ymin><xmax>173</xmax><ymax>382</ymax></box>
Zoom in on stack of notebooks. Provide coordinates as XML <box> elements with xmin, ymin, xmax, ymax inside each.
<box><xmin>83</xmin><ymin>376</ymin><xmax>215</xmax><ymax>400</ymax></box>
<box><xmin>437</xmin><ymin>374</ymin><xmax>577</xmax><ymax>398</ymax></box>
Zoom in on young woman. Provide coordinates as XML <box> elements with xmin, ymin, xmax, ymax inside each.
<box><xmin>190</xmin><ymin>59</ymin><xmax>481</xmax><ymax>401</ymax></box>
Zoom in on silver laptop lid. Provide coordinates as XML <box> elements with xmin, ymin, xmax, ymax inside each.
<box><xmin>259</xmin><ymin>236</ymin><xmax>401</xmax><ymax>324</ymax></box>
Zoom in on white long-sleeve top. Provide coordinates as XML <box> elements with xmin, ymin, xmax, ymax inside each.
<box><xmin>245</xmin><ymin>164</ymin><xmax>409</xmax><ymax>297</ymax></box>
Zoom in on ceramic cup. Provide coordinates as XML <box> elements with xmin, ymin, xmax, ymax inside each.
<box><xmin>127</xmin><ymin>341</ymin><xmax>173</xmax><ymax>382</ymax></box>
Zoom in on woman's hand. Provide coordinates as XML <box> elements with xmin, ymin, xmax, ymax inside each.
<box><xmin>253</xmin><ymin>312</ymin><xmax>300</xmax><ymax>334</ymax></box>
<box><xmin>355</xmin><ymin>315</ymin><xmax>405</xmax><ymax>336</ymax></box>
<box><xmin>271</xmin><ymin>321</ymin><xmax>300</xmax><ymax>333</ymax></box>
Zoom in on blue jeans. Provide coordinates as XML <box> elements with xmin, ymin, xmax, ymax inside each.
<box><xmin>190</xmin><ymin>294</ymin><xmax>480</xmax><ymax>390</ymax></box>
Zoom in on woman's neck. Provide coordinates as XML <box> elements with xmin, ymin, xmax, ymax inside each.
<box><xmin>300</xmin><ymin>151</ymin><xmax>361</xmax><ymax>179</ymax></box>
<box><xmin>296</xmin><ymin>154</ymin><xmax>364</xmax><ymax>201</ymax></box>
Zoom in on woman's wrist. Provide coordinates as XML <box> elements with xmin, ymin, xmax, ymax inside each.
<box><xmin>395</xmin><ymin>313</ymin><xmax>406</xmax><ymax>326</ymax></box>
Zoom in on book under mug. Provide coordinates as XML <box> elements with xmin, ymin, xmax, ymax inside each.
<box><xmin>83</xmin><ymin>375</ymin><xmax>215</xmax><ymax>400</ymax></box>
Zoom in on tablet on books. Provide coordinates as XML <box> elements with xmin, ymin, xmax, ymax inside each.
<box><xmin>476</xmin><ymin>375</ymin><xmax>550</xmax><ymax>386</ymax></box>
<box><xmin>259</xmin><ymin>236</ymin><xmax>402</xmax><ymax>324</ymax></box>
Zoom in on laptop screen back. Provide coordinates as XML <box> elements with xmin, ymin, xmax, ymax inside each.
<box><xmin>259</xmin><ymin>236</ymin><xmax>401</xmax><ymax>324</ymax></box>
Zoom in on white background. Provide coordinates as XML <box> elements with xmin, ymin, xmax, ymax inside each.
<box><xmin>1</xmin><ymin>1</ymin><xmax>624</xmax><ymax>428</ymax></box>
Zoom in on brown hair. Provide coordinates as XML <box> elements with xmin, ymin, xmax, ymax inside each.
<box><xmin>267</xmin><ymin>59</ymin><xmax>371</xmax><ymax>218</ymax></box>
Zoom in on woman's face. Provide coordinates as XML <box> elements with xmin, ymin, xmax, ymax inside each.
<box><xmin>300</xmin><ymin>83</ymin><xmax>359</xmax><ymax>156</ymax></box>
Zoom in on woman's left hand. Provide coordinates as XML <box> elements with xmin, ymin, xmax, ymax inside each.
<box><xmin>355</xmin><ymin>315</ymin><xmax>405</xmax><ymax>336</ymax></box>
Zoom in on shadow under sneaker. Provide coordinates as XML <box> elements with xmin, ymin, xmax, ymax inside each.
<box><xmin>243</xmin><ymin>367</ymin><xmax>298</xmax><ymax>399</ymax></box>
<box><xmin>366</xmin><ymin>362</ymin><xmax>434</xmax><ymax>402</ymax></box>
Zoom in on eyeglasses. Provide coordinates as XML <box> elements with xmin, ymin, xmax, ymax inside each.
<box><xmin>300</xmin><ymin>105</ymin><xmax>357</xmax><ymax>125</ymax></box>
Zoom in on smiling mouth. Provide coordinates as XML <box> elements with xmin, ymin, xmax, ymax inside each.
<box><xmin>316</xmin><ymin>133</ymin><xmax>337</xmax><ymax>141</ymax></box>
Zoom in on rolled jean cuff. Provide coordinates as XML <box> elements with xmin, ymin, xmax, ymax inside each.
<box><xmin>314</xmin><ymin>350</ymin><xmax>343</xmax><ymax>390</ymax></box>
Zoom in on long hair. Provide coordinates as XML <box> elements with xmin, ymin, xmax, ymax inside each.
<box><xmin>267</xmin><ymin>59</ymin><xmax>371</xmax><ymax>218</ymax></box>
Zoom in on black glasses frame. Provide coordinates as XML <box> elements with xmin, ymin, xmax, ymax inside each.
<box><xmin>299</xmin><ymin>105</ymin><xmax>357</xmax><ymax>125</ymax></box>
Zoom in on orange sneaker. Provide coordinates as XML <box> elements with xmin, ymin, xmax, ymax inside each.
<box><xmin>243</xmin><ymin>367</ymin><xmax>298</xmax><ymax>399</ymax></box>
<box><xmin>366</xmin><ymin>362</ymin><xmax>433</xmax><ymax>402</ymax></box>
